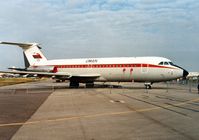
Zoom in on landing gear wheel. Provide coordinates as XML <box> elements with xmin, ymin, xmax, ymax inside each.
<box><xmin>69</xmin><ymin>81</ymin><xmax>79</xmax><ymax>88</ymax></box>
<box><xmin>86</xmin><ymin>82</ymin><xmax>94</xmax><ymax>88</ymax></box>
<box><xmin>56</xmin><ymin>80</ymin><xmax>61</xmax><ymax>83</ymax></box>
<box><xmin>145</xmin><ymin>83</ymin><xmax>152</xmax><ymax>89</ymax></box>
<box><xmin>146</xmin><ymin>85</ymin><xmax>151</xmax><ymax>89</ymax></box>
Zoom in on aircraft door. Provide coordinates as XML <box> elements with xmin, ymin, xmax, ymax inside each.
<box><xmin>121</xmin><ymin>66</ymin><xmax>134</xmax><ymax>81</ymax></box>
<box><xmin>130</xmin><ymin>67</ymin><xmax>134</xmax><ymax>81</ymax></box>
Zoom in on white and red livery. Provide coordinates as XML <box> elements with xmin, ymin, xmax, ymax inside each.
<box><xmin>0</xmin><ymin>41</ymin><xmax>188</xmax><ymax>88</ymax></box>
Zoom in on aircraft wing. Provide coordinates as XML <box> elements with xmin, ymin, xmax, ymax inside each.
<box><xmin>0</xmin><ymin>70</ymin><xmax>100</xmax><ymax>82</ymax></box>
<box><xmin>0</xmin><ymin>70</ymin><xmax>71</xmax><ymax>78</ymax></box>
<box><xmin>69</xmin><ymin>74</ymin><xmax>101</xmax><ymax>82</ymax></box>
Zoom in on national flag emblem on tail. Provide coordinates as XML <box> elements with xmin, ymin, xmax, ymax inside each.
<box><xmin>33</xmin><ymin>53</ymin><xmax>42</xmax><ymax>59</ymax></box>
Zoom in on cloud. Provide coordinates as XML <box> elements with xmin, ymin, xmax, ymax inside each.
<box><xmin>0</xmin><ymin>0</ymin><xmax>199</xmax><ymax>71</ymax></box>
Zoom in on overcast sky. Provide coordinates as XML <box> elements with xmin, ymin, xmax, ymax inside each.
<box><xmin>0</xmin><ymin>0</ymin><xmax>199</xmax><ymax>71</ymax></box>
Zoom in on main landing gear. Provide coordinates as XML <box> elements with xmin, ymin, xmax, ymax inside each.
<box><xmin>56</xmin><ymin>80</ymin><xmax>65</xmax><ymax>83</ymax></box>
<box><xmin>69</xmin><ymin>81</ymin><xmax>79</xmax><ymax>88</ymax></box>
<box><xmin>69</xmin><ymin>82</ymin><xmax>94</xmax><ymax>88</ymax></box>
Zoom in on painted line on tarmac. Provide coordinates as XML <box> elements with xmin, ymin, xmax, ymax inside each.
<box><xmin>0</xmin><ymin>97</ymin><xmax>199</xmax><ymax>128</ymax></box>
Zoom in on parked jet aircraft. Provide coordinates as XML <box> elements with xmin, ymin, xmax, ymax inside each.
<box><xmin>0</xmin><ymin>41</ymin><xmax>188</xmax><ymax>88</ymax></box>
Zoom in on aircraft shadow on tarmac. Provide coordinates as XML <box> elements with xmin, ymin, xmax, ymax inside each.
<box><xmin>0</xmin><ymin>83</ymin><xmax>191</xmax><ymax>92</ymax></box>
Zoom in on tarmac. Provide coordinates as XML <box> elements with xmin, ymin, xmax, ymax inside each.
<box><xmin>0</xmin><ymin>80</ymin><xmax>199</xmax><ymax>140</ymax></box>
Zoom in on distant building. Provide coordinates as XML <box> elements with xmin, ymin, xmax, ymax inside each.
<box><xmin>187</xmin><ymin>72</ymin><xmax>199</xmax><ymax>80</ymax></box>
<box><xmin>175</xmin><ymin>72</ymin><xmax>198</xmax><ymax>85</ymax></box>
<box><xmin>0</xmin><ymin>73</ymin><xmax>5</xmax><ymax>78</ymax></box>
<box><xmin>0</xmin><ymin>73</ymin><xmax>16</xmax><ymax>78</ymax></box>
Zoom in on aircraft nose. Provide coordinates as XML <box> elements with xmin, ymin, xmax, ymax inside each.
<box><xmin>183</xmin><ymin>69</ymin><xmax>189</xmax><ymax>78</ymax></box>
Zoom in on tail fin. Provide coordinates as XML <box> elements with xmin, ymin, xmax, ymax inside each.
<box><xmin>0</xmin><ymin>41</ymin><xmax>47</xmax><ymax>67</ymax></box>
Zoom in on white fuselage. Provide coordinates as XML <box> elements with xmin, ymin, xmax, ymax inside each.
<box><xmin>0</xmin><ymin>41</ymin><xmax>188</xmax><ymax>87</ymax></box>
<box><xmin>34</xmin><ymin>57</ymin><xmax>184</xmax><ymax>83</ymax></box>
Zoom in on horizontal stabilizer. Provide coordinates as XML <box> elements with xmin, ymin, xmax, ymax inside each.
<box><xmin>0</xmin><ymin>41</ymin><xmax>41</xmax><ymax>49</ymax></box>
<box><xmin>8</xmin><ymin>67</ymin><xmax>27</xmax><ymax>71</ymax></box>
<box><xmin>0</xmin><ymin>41</ymin><xmax>46</xmax><ymax>66</ymax></box>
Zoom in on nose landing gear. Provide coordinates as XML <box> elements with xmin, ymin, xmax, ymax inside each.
<box><xmin>144</xmin><ymin>82</ymin><xmax>152</xmax><ymax>89</ymax></box>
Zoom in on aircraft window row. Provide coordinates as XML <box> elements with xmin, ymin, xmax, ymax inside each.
<box><xmin>56</xmin><ymin>64</ymin><xmax>139</xmax><ymax>68</ymax></box>
<box><xmin>158</xmin><ymin>62</ymin><xmax>174</xmax><ymax>65</ymax></box>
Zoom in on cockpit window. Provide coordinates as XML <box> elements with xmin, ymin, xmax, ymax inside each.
<box><xmin>159</xmin><ymin>61</ymin><xmax>174</xmax><ymax>65</ymax></box>
<box><xmin>169</xmin><ymin>62</ymin><xmax>174</xmax><ymax>66</ymax></box>
<box><xmin>164</xmin><ymin>62</ymin><xmax>169</xmax><ymax>65</ymax></box>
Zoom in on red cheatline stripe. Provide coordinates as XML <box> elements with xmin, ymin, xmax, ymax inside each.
<box><xmin>35</xmin><ymin>64</ymin><xmax>176</xmax><ymax>69</ymax></box>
